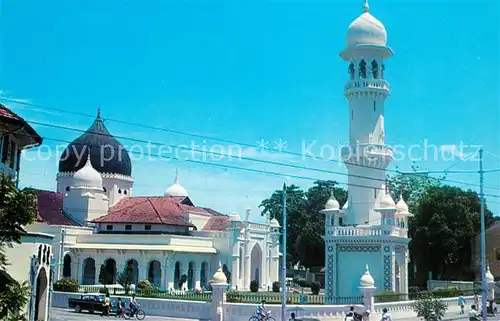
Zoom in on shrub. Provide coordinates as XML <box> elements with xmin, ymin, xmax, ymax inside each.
<box><xmin>53</xmin><ymin>278</ymin><xmax>79</xmax><ymax>292</ymax></box>
<box><xmin>250</xmin><ymin>280</ymin><xmax>259</xmax><ymax>292</ymax></box>
<box><xmin>292</xmin><ymin>276</ymin><xmax>300</xmax><ymax>285</ymax></box>
<box><xmin>431</xmin><ymin>286</ymin><xmax>460</xmax><ymax>298</ymax></box>
<box><xmin>297</xmin><ymin>278</ymin><xmax>307</xmax><ymax>287</ymax></box>
<box><xmin>179</xmin><ymin>274</ymin><xmax>188</xmax><ymax>289</ymax></box>
<box><xmin>272</xmin><ymin>281</ymin><xmax>280</xmax><ymax>293</ymax></box>
<box><xmin>374</xmin><ymin>291</ymin><xmax>406</xmax><ymax>303</ymax></box>
<box><xmin>311</xmin><ymin>281</ymin><xmax>321</xmax><ymax>295</ymax></box>
<box><xmin>413</xmin><ymin>292</ymin><xmax>448</xmax><ymax>321</ymax></box>
<box><xmin>137</xmin><ymin>280</ymin><xmax>152</xmax><ymax>290</ymax></box>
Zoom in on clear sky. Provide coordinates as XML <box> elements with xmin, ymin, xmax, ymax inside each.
<box><xmin>2</xmin><ymin>0</ymin><xmax>499</xmax><ymax>220</ymax></box>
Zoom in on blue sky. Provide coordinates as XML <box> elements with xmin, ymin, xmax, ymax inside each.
<box><xmin>1</xmin><ymin>0</ymin><xmax>499</xmax><ymax>220</ymax></box>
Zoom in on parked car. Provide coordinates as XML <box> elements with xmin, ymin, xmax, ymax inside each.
<box><xmin>68</xmin><ymin>293</ymin><xmax>105</xmax><ymax>313</ymax></box>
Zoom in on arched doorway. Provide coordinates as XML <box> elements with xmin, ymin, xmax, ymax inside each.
<box><xmin>174</xmin><ymin>261</ymin><xmax>181</xmax><ymax>289</ymax></box>
<box><xmin>127</xmin><ymin>259</ymin><xmax>139</xmax><ymax>285</ymax></box>
<box><xmin>104</xmin><ymin>258</ymin><xmax>116</xmax><ymax>284</ymax></box>
<box><xmin>63</xmin><ymin>254</ymin><xmax>71</xmax><ymax>278</ymax></box>
<box><xmin>187</xmin><ymin>261</ymin><xmax>195</xmax><ymax>290</ymax></box>
<box><xmin>34</xmin><ymin>268</ymin><xmax>48</xmax><ymax>321</ymax></box>
<box><xmin>148</xmin><ymin>260</ymin><xmax>161</xmax><ymax>287</ymax></box>
<box><xmin>250</xmin><ymin>243</ymin><xmax>262</xmax><ymax>286</ymax></box>
<box><xmin>82</xmin><ymin>258</ymin><xmax>96</xmax><ymax>285</ymax></box>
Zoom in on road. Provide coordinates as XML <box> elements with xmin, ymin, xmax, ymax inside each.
<box><xmin>49</xmin><ymin>308</ymin><xmax>200</xmax><ymax>321</ymax></box>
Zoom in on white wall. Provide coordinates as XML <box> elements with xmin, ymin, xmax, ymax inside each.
<box><xmin>337</xmin><ymin>249</ymin><xmax>382</xmax><ymax>297</ymax></box>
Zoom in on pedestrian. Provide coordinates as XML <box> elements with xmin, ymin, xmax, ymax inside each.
<box><xmin>458</xmin><ymin>293</ymin><xmax>466</xmax><ymax>314</ymax></box>
<box><xmin>468</xmin><ymin>305</ymin><xmax>480</xmax><ymax>321</ymax></box>
<box><xmin>116</xmin><ymin>297</ymin><xmax>124</xmax><ymax>318</ymax></box>
<box><xmin>380</xmin><ymin>308</ymin><xmax>392</xmax><ymax>321</ymax></box>
<box><xmin>101</xmin><ymin>293</ymin><xmax>110</xmax><ymax>317</ymax></box>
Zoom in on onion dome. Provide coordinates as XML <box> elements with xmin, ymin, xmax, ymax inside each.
<box><xmin>58</xmin><ymin>110</ymin><xmax>132</xmax><ymax>176</ymax></box>
<box><xmin>486</xmin><ymin>265</ymin><xmax>495</xmax><ymax>284</ymax></box>
<box><xmin>72</xmin><ymin>153</ymin><xmax>103</xmax><ymax>189</ymax></box>
<box><xmin>325</xmin><ymin>192</ymin><xmax>340</xmax><ymax>211</ymax></box>
<box><xmin>379</xmin><ymin>192</ymin><xmax>396</xmax><ymax>209</ymax></box>
<box><xmin>396</xmin><ymin>194</ymin><xmax>411</xmax><ymax>215</ymax></box>
<box><xmin>164</xmin><ymin>169</ymin><xmax>188</xmax><ymax>197</ymax></box>
<box><xmin>359</xmin><ymin>265</ymin><xmax>375</xmax><ymax>288</ymax></box>
<box><xmin>342</xmin><ymin>200</ymin><xmax>349</xmax><ymax>211</ymax></box>
<box><xmin>213</xmin><ymin>262</ymin><xmax>227</xmax><ymax>283</ymax></box>
<box><xmin>270</xmin><ymin>217</ymin><xmax>280</xmax><ymax>228</ymax></box>
<box><xmin>346</xmin><ymin>0</ymin><xmax>387</xmax><ymax>47</ymax></box>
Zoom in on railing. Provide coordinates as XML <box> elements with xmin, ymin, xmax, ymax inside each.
<box><xmin>77</xmin><ymin>285</ymin><xmax>212</xmax><ymax>301</ymax></box>
<box><xmin>226</xmin><ymin>291</ymin><xmax>362</xmax><ymax>305</ymax></box>
<box><xmin>344</xmin><ymin>79</ymin><xmax>389</xmax><ymax>91</ymax></box>
<box><xmin>333</xmin><ymin>226</ymin><xmax>382</xmax><ymax>237</ymax></box>
<box><xmin>374</xmin><ymin>289</ymin><xmax>479</xmax><ymax>303</ymax></box>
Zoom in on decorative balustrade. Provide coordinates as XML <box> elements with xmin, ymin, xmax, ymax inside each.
<box><xmin>329</xmin><ymin>226</ymin><xmax>409</xmax><ymax>238</ymax></box>
<box><xmin>344</xmin><ymin>79</ymin><xmax>389</xmax><ymax>91</ymax></box>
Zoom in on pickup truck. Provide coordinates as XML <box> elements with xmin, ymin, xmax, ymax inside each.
<box><xmin>68</xmin><ymin>293</ymin><xmax>105</xmax><ymax>313</ymax></box>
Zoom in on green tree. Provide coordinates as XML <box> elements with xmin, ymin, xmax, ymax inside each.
<box><xmin>411</xmin><ymin>185</ymin><xmax>494</xmax><ymax>284</ymax></box>
<box><xmin>0</xmin><ymin>174</ymin><xmax>37</xmax><ymax>320</ymax></box>
<box><xmin>260</xmin><ymin>180</ymin><xmax>347</xmax><ymax>268</ymax></box>
<box><xmin>117</xmin><ymin>264</ymin><xmax>133</xmax><ymax>295</ymax></box>
<box><xmin>98</xmin><ymin>264</ymin><xmax>108</xmax><ymax>286</ymax></box>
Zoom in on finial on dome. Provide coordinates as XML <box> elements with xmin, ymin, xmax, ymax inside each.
<box><xmin>86</xmin><ymin>150</ymin><xmax>92</xmax><ymax>165</ymax></box>
<box><xmin>363</xmin><ymin>0</ymin><xmax>369</xmax><ymax>12</ymax></box>
<box><xmin>174</xmin><ymin>168</ymin><xmax>179</xmax><ymax>183</ymax></box>
<box><xmin>97</xmin><ymin>107</ymin><xmax>101</xmax><ymax>119</ymax></box>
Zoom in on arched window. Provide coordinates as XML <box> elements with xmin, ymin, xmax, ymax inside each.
<box><xmin>348</xmin><ymin>63</ymin><xmax>355</xmax><ymax>80</ymax></box>
<box><xmin>118</xmin><ymin>189</ymin><xmax>122</xmax><ymax>194</ymax></box>
<box><xmin>200</xmin><ymin>262</ymin><xmax>208</xmax><ymax>288</ymax></box>
<box><xmin>124</xmin><ymin>190</ymin><xmax>128</xmax><ymax>195</ymax></box>
<box><xmin>381</xmin><ymin>64</ymin><xmax>385</xmax><ymax>78</ymax></box>
<box><xmin>103</xmin><ymin>187</ymin><xmax>107</xmax><ymax>192</ymax></box>
<box><xmin>359</xmin><ymin>60</ymin><xmax>367</xmax><ymax>78</ymax></box>
<box><xmin>63</xmin><ymin>254</ymin><xmax>71</xmax><ymax>278</ymax></box>
<box><xmin>371</xmin><ymin>60</ymin><xmax>379</xmax><ymax>79</ymax></box>
<box><xmin>65</xmin><ymin>186</ymin><xmax>70</xmax><ymax>192</ymax></box>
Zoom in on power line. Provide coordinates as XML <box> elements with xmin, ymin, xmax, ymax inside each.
<box><xmin>0</xmin><ymin>97</ymin><xmax>498</xmax><ymax>189</ymax></box>
<box><xmin>3</xmin><ymin>97</ymin><xmax>500</xmax><ymax>191</ymax></box>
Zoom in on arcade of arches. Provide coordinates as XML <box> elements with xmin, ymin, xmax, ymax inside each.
<box><xmin>74</xmin><ymin>255</ymin><xmax>211</xmax><ymax>290</ymax></box>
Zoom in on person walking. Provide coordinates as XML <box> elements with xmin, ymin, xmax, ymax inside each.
<box><xmin>458</xmin><ymin>293</ymin><xmax>466</xmax><ymax>314</ymax></box>
<box><xmin>101</xmin><ymin>293</ymin><xmax>111</xmax><ymax>317</ymax></box>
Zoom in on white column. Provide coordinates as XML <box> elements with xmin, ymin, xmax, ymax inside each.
<box><xmin>231</xmin><ymin>256</ymin><xmax>239</xmax><ymax>290</ymax></box>
<box><xmin>95</xmin><ymin>257</ymin><xmax>104</xmax><ymax>285</ymax></box>
<box><xmin>140</xmin><ymin>258</ymin><xmax>148</xmax><ymax>283</ymax></box>
<box><xmin>161</xmin><ymin>262</ymin><xmax>168</xmax><ymax>291</ymax></box>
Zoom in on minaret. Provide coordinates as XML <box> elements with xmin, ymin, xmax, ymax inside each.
<box><xmin>340</xmin><ymin>0</ymin><xmax>394</xmax><ymax>226</ymax></box>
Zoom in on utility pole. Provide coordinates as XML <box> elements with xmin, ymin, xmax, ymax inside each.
<box><xmin>479</xmin><ymin>148</ymin><xmax>487</xmax><ymax>320</ymax></box>
<box><xmin>281</xmin><ymin>183</ymin><xmax>287</xmax><ymax>321</ymax></box>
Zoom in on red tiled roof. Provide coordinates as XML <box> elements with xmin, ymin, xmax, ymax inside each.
<box><xmin>202</xmin><ymin>216</ymin><xmax>243</xmax><ymax>231</ymax></box>
<box><xmin>93</xmin><ymin>196</ymin><xmax>209</xmax><ymax>226</ymax></box>
<box><xmin>0</xmin><ymin>105</ymin><xmax>19</xmax><ymax>121</ymax></box>
<box><xmin>33</xmin><ymin>189</ymin><xmax>80</xmax><ymax>226</ymax></box>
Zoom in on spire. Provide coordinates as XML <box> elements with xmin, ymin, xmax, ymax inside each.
<box><xmin>174</xmin><ymin>168</ymin><xmax>179</xmax><ymax>184</ymax></box>
<box><xmin>85</xmin><ymin>149</ymin><xmax>92</xmax><ymax>166</ymax></box>
<box><xmin>363</xmin><ymin>0</ymin><xmax>369</xmax><ymax>12</ymax></box>
<box><xmin>96</xmin><ymin>107</ymin><xmax>101</xmax><ymax>119</ymax></box>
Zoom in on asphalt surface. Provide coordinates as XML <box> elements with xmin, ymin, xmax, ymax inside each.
<box><xmin>49</xmin><ymin>308</ymin><xmax>200</xmax><ymax>321</ymax></box>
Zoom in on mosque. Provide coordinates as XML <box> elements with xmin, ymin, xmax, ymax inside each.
<box><xmin>318</xmin><ymin>0</ymin><xmax>412</xmax><ymax>300</ymax></box>
<box><xmin>28</xmin><ymin>111</ymin><xmax>281</xmax><ymax>291</ymax></box>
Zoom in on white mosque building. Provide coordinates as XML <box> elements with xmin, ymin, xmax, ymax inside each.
<box><xmin>319</xmin><ymin>0</ymin><xmax>412</xmax><ymax>300</ymax></box>
<box><xmin>28</xmin><ymin>111</ymin><xmax>281</xmax><ymax>291</ymax></box>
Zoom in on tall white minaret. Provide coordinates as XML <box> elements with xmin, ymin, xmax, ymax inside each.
<box><xmin>340</xmin><ymin>0</ymin><xmax>394</xmax><ymax>225</ymax></box>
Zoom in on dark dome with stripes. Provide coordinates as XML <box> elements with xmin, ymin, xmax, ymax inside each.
<box><xmin>58</xmin><ymin>111</ymin><xmax>132</xmax><ymax>176</ymax></box>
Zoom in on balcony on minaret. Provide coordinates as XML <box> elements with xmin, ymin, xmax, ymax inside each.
<box><xmin>341</xmin><ymin>143</ymin><xmax>393</xmax><ymax>168</ymax></box>
<box><xmin>344</xmin><ymin>78</ymin><xmax>389</xmax><ymax>93</ymax></box>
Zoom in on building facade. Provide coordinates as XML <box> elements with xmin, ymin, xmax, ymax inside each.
<box><xmin>0</xmin><ymin>104</ymin><xmax>54</xmax><ymax>321</ymax></box>
<box><xmin>320</xmin><ymin>0</ymin><xmax>412</xmax><ymax>300</ymax></box>
<box><xmin>28</xmin><ymin>111</ymin><xmax>281</xmax><ymax>291</ymax></box>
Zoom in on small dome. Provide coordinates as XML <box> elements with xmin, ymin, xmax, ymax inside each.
<box><xmin>72</xmin><ymin>153</ymin><xmax>103</xmax><ymax>189</ymax></box>
<box><xmin>325</xmin><ymin>192</ymin><xmax>340</xmax><ymax>211</ymax></box>
<box><xmin>396</xmin><ymin>194</ymin><xmax>410</xmax><ymax>214</ymax></box>
<box><xmin>164</xmin><ymin>169</ymin><xmax>188</xmax><ymax>197</ymax></box>
<box><xmin>213</xmin><ymin>262</ymin><xmax>227</xmax><ymax>283</ymax></box>
<box><xmin>486</xmin><ymin>266</ymin><xmax>495</xmax><ymax>284</ymax></box>
<box><xmin>379</xmin><ymin>192</ymin><xmax>396</xmax><ymax>209</ymax></box>
<box><xmin>346</xmin><ymin>1</ymin><xmax>387</xmax><ymax>48</ymax></box>
<box><xmin>359</xmin><ymin>265</ymin><xmax>375</xmax><ymax>288</ymax></box>
<box><xmin>270</xmin><ymin>218</ymin><xmax>280</xmax><ymax>228</ymax></box>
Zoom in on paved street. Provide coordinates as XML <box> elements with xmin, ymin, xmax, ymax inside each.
<box><xmin>50</xmin><ymin>308</ymin><xmax>200</xmax><ymax>321</ymax></box>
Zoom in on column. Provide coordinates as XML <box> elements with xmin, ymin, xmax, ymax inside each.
<box><xmin>167</xmin><ymin>258</ymin><xmax>175</xmax><ymax>291</ymax></box>
<box><xmin>161</xmin><ymin>261</ymin><xmax>168</xmax><ymax>291</ymax></box>
<box><xmin>140</xmin><ymin>258</ymin><xmax>148</xmax><ymax>283</ymax></box>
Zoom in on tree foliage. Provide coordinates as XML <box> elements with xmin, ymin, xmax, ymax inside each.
<box><xmin>0</xmin><ymin>174</ymin><xmax>37</xmax><ymax>320</ymax></box>
<box><xmin>259</xmin><ymin>180</ymin><xmax>346</xmax><ymax>268</ymax></box>
<box><xmin>117</xmin><ymin>264</ymin><xmax>133</xmax><ymax>294</ymax></box>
